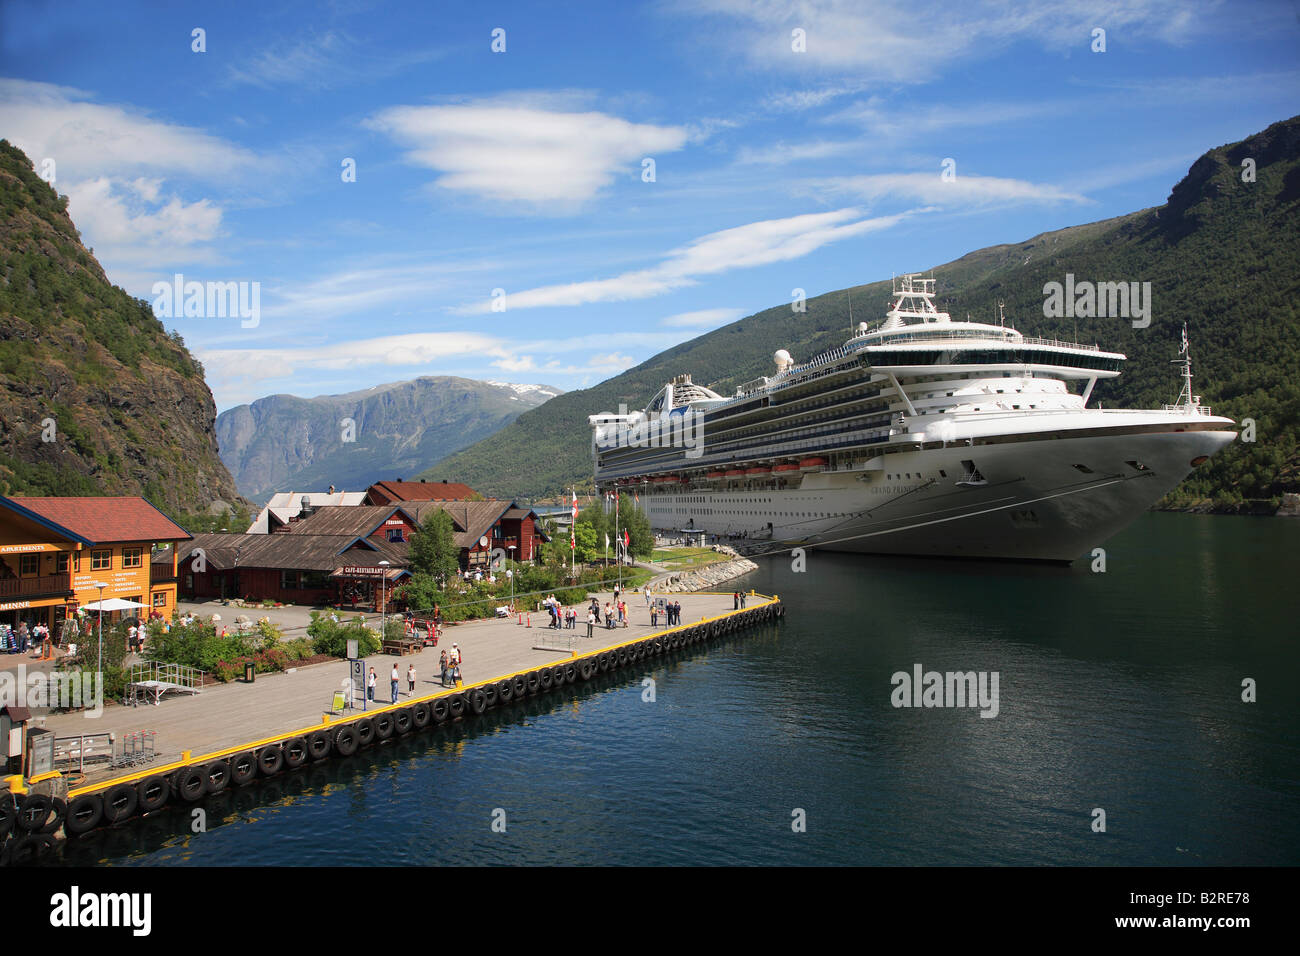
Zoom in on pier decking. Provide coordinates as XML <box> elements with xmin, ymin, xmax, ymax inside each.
<box><xmin>36</xmin><ymin>590</ymin><xmax>770</xmax><ymax>794</ymax></box>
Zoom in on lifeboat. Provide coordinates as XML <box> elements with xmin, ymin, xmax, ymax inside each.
<box><xmin>706</xmin><ymin>471</ymin><xmax>727</xmax><ymax>480</ymax></box>
<box><xmin>724</xmin><ymin>469</ymin><xmax>745</xmax><ymax>477</ymax></box>
<box><xmin>773</xmin><ymin>463</ymin><xmax>800</xmax><ymax>473</ymax></box>
<box><xmin>799</xmin><ymin>457</ymin><xmax>828</xmax><ymax>470</ymax></box>
<box><xmin>745</xmin><ymin>466</ymin><xmax>771</xmax><ymax>475</ymax></box>
<box><xmin>653</xmin><ymin>475</ymin><xmax>682</xmax><ymax>484</ymax></box>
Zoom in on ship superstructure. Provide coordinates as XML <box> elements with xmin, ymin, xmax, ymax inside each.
<box><xmin>589</xmin><ymin>275</ymin><xmax>1235</xmax><ymax>562</ymax></box>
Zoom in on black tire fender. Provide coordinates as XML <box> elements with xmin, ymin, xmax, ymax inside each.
<box><xmin>355</xmin><ymin>718</ymin><xmax>376</xmax><ymax>746</ymax></box>
<box><xmin>333</xmin><ymin>725</ymin><xmax>359</xmax><ymax>757</ymax></box>
<box><xmin>64</xmin><ymin>793</ymin><xmax>104</xmax><ymax>835</ymax></box>
<box><xmin>282</xmin><ymin>737</ymin><xmax>309</xmax><ymax>768</ymax></box>
<box><xmin>616</xmin><ymin>647</ymin><xmax>630</xmax><ymax>667</ymax></box>
<box><xmin>525</xmin><ymin>671</ymin><xmax>541</xmax><ymax>694</ymax></box>
<box><xmin>228</xmin><ymin>753</ymin><xmax>257</xmax><ymax>788</ymax></box>
<box><xmin>15</xmin><ymin>793</ymin><xmax>53</xmax><ymax>832</ymax></box>
<box><xmin>307</xmin><ymin>729</ymin><xmax>332</xmax><ymax>759</ymax></box>
<box><xmin>412</xmin><ymin>702</ymin><xmax>432</xmax><ymax>729</ymax></box>
<box><xmin>496</xmin><ymin>679</ymin><xmax>514</xmax><ymax>703</ymax></box>
<box><xmin>373</xmin><ymin>713</ymin><xmax>394</xmax><ymax>740</ymax></box>
<box><xmin>448</xmin><ymin>694</ymin><xmax>467</xmax><ymax>719</ymax></box>
<box><xmin>538</xmin><ymin>668</ymin><xmax>554</xmax><ymax>690</ymax></box>
<box><xmin>0</xmin><ymin>792</ymin><xmax>15</xmax><ymax>838</ymax></box>
<box><xmin>257</xmin><ymin>745</ymin><xmax>284</xmax><ymax>776</ymax></box>
<box><xmin>563</xmin><ymin>662</ymin><xmax>578</xmax><ymax>684</ymax></box>
<box><xmin>431</xmin><ymin>698</ymin><xmax>450</xmax><ymax>723</ymax></box>
<box><xmin>393</xmin><ymin>709</ymin><xmax>413</xmax><ymax>735</ymax></box>
<box><xmin>579</xmin><ymin>659</ymin><xmax>596</xmax><ymax>680</ymax></box>
<box><xmin>138</xmin><ymin>773</ymin><xmax>173</xmax><ymax>809</ymax></box>
<box><xmin>467</xmin><ymin>687</ymin><xmax>487</xmax><ymax>715</ymax></box>
<box><xmin>205</xmin><ymin>760</ymin><xmax>231</xmax><ymax>794</ymax></box>
<box><xmin>511</xmin><ymin>675</ymin><xmax>527</xmax><ymax>698</ymax></box>
<box><xmin>102</xmin><ymin>782</ymin><xmax>139</xmax><ymax>823</ymax></box>
<box><xmin>482</xmin><ymin>684</ymin><xmax>498</xmax><ymax>708</ymax></box>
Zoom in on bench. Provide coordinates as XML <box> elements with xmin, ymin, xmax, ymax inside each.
<box><xmin>382</xmin><ymin>639</ymin><xmax>421</xmax><ymax>656</ymax></box>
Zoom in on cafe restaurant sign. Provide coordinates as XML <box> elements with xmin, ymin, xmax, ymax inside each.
<box><xmin>338</xmin><ymin>566</ymin><xmax>387</xmax><ymax>577</ymax></box>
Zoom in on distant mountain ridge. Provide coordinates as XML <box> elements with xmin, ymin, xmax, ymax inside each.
<box><xmin>0</xmin><ymin>140</ymin><xmax>243</xmax><ymax>514</ymax></box>
<box><xmin>425</xmin><ymin>116</ymin><xmax>1300</xmax><ymax>510</ymax></box>
<box><xmin>216</xmin><ymin>376</ymin><xmax>562</xmax><ymax>502</ymax></box>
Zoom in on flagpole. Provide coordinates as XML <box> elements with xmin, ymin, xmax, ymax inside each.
<box><xmin>615</xmin><ymin>491</ymin><xmax>621</xmax><ymax>592</ymax></box>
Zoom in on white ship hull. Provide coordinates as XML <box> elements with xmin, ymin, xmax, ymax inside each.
<box><xmin>638</xmin><ymin>422</ymin><xmax>1234</xmax><ymax>563</ymax></box>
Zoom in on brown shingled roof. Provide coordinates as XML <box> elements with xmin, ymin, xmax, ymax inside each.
<box><xmin>181</xmin><ymin>533</ymin><xmax>407</xmax><ymax>572</ymax></box>
<box><xmin>4</xmin><ymin>497</ymin><xmax>191</xmax><ymax>544</ymax></box>
<box><xmin>366</xmin><ymin>480</ymin><xmax>478</xmax><ymax>503</ymax></box>
<box><xmin>284</xmin><ymin>505</ymin><xmax>408</xmax><ymax>537</ymax></box>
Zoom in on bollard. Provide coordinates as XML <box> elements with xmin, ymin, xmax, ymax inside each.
<box><xmin>526</xmin><ymin>614</ymin><xmax>531</xmax><ymax>628</ymax></box>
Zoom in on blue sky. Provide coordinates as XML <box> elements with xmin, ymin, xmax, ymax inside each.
<box><xmin>1</xmin><ymin>0</ymin><xmax>1297</xmax><ymax>411</ymax></box>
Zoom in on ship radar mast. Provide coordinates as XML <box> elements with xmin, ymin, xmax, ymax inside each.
<box><xmin>1168</xmin><ymin>322</ymin><xmax>1203</xmax><ymax>411</ymax></box>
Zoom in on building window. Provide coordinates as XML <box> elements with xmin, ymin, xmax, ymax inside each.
<box><xmin>301</xmin><ymin>571</ymin><xmax>331</xmax><ymax>590</ymax></box>
<box><xmin>56</xmin><ymin>553</ymin><xmax>69</xmax><ymax>574</ymax></box>
<box><xmin>152</xmin><ymin>591</ymin><xmax>167</xmax><ymax>607</ymax></box>
<box><xmin>125</xmin><ymin>595</ymin><xmax>142</xmax><ymax>610</ymax></box>
<box><xmin>19</xmin><ymin>554</ymin><xmax>38</xmax><ymax>576</ymax></box>
<box><xmin>386</xmin><ymin>528</ymin><xmax>404</xmax><ymax>543</ymax></box>
<box><xmin>280</xmin><ymin>570</ymin><xmax>300</xmax><ymax>590</ymax></box>
<box><xmin>91</xmin><ymin>550</ymin><xmax>111</xmax><ymax>570</ymax></box>
<box><xmin>122</xmin><ymin>547</ymin><xmax>143</xmax><ymax>568</ymax></box>
<box><xmin>73</xmin><ymin>553</ymin><xmax>81</xmax><ymax>573</ymax></box>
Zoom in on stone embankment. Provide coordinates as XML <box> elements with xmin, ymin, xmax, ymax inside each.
<box><xmin>651</xmin><ymin>546</ymin><xmax>758</xmax><ymax>593</ymax></box>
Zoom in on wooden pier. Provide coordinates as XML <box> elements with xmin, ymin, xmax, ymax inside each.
<box><xmin>0</xmin><ymin>590</ymin><xmax>784</xmax><ymax>854</ymax></box>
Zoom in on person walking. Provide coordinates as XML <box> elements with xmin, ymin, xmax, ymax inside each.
<box><xmin>740</xmin><ymin>592</ymin><xmax>747</xmax><ymax>609</ymax></box>
<box><xmin>367</xmin><ymin>666</ymin><xmax>377</xmax><ymax>701</ymax></box>
<box><xmin>733</xmin><ymin>591</ymin><xmax>740</xmax><ymax>610</ymax></box>
<box><xmin>407</xmin><ymin>663</ymin><xmax>416</xmax><ymax>693</ymax></box>
<box><xmin>586</xmin><ymin>609</ymin><xmax>595</xmax><ymax>638</ymax></box>
<box><xmin>650</xmin><ymin>603</ymin><xmax>658</xmax><ymax>627</ymax></box>
<box><xmin>390</xmin><ymin>664</ymin><xmax>399</xmax><ymax>703</ymax></box>
<box><xmin>439</xmin><ymin>650</ymin><xmax>449</xmax><ymax>686</ymax></box>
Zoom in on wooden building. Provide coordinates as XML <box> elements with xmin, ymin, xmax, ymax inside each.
<box><xmin>0</xmin><ymin>496</ymin><xmax>190</xmax><ymax>632</ymax></box>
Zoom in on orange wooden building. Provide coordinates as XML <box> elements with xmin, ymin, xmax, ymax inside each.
<box><xmin>0</xmin><ymin>496</ymin><xmax>191</xmax><ymax>634</ymax></box>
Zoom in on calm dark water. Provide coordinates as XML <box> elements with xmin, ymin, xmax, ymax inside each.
<box><xmin>47</xmin><ymin>514</ymin><xmax>1300</xmax><ymax>866</ymax></box>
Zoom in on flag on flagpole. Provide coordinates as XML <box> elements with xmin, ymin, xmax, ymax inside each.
<box><xmin>605</xmin><ymin>533</ymin><xmax>610</xmax><ymax>549</ymax></box>
<box><xmin>623</xmin><ymin>529</ymin><xmax>630</xmax><ymax>549</ymax></box>
<box><xmin>1181</xmin><ymin>323</ymin><xmax>1189</xmax><ymax>354</ymax></box>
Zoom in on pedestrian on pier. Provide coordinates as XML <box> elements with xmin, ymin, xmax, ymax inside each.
<box><xmin>734</xmin><ymin>592</ymin><xmax>739</xmax><ymax>610</ymax></box>
<box><xmin>390</xmin><ymin>664</ymin><xmax>399</xmax><ymax>704</ymax></box>
<box><xmin>586</xmin><ymin>610</ymin><xmax>595</xmax><ymax>638</ymax></box>
<box><xmin>650</xmin><ymin>604</ymin><xmax>658</xmax><ymax>627</ymax></box>
<box><xmin>407</xmin><ymin>663</ymin><xmax>416</xmax><ymax>693</ymax></box>
<box><xmin>439</xmin><ymin>650</ymin><xmax>449</xmax><ymax>686</ymax></box>
<box><xmin>740</xmin><ymin>592</ymin><xmax>747</xmax><ymax>609</ymax></box>
<box><xmin>367</xmin><ymin>667</ymin><xmax>377</xmax><ymax>701</ymax></box>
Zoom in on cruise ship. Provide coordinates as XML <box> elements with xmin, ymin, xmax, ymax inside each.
<box><xmin>588</xmin><ymin>274</ymin><xmax>1236</xmax><ymax>562</ymax></box>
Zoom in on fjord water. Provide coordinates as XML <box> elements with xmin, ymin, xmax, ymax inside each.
<box><xmin>56</xmin><ymin>514</ymin><xmax>1299</xmax><ymax>867</ymax></box>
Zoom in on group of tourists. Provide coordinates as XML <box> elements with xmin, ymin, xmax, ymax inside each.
<box><xmin>0</xmin><ymin>621</ymin><xmax>49</xmax><ymax>654</ymax></box>
<box><xmin>542</xmin><ymin>595</ymin><xmax>579</xmax><ymax>630</ymax></box>
<box><xmin>439</xmin><ymin>644</ymin><xmax>462</xmax><ymax>687</ymax></box>
<box><xmin>661</xmin><ymin>600</ymin><xmax>683</xmax><ymax>626</ymax></box>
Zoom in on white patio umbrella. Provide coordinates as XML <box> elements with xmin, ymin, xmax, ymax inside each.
<box><xmin>79</xmin><ymin>597</ymin><xmax>148</xmax><ymax>612</ymax></box>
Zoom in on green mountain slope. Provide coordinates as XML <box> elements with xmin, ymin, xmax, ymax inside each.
<box><xmin>0</xmin><ymin>140</ymin><xmax>244</xmax><ymax>515</ymax></box>
<box><xmin>424</xmin><ymin>115</ymin><xmax>1300</xmax><ymax>510</ymax></box>
<box><xmin>216</xmin><ymin>377</ymin><xmax>562</xmax><ymax>502</ymax></box>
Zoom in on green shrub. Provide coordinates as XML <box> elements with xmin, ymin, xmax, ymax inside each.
<box><xmin>308</xmin><ymin>612</ymin><xmax>380</xmax><ymax>658</ymax></box>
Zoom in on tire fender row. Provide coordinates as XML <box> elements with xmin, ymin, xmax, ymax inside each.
<box><xmin>4</xmin><ymin>599</ymin><xmax>782</xmax><ymax>854</ymax></box>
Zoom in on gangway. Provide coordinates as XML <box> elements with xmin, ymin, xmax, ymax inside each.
<box><xmin>126</xmin><ymin>661</ymin><xmax>206</xmax><ymax>706</ymax></box>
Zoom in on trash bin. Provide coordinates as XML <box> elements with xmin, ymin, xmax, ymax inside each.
<box><xmin>244</xmin><ymin>662</ymin><xmax>255</xmax><ymax>683</ymax></box>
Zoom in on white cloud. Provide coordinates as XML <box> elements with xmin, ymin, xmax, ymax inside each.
<box><xmin>462</xmin><ymin>207</ymin><xmax>912</xmax><ymax>311</ymax></box>
<box><xmin>365</xmin><ymin>99</ymin><xmax>688</xmax><ymax>206</ymax></box>
<box><xmin>673</xmin><ymin>0</ymin><xmax>1211</xmax><ymax>80</ymax></box>
<box><xmin>660</xmin><ymin>308</ymin><xmax>744</xmax><ymax>328</ymax></box>
<box><xmin>735</xmin><ymin>139</ymin><xmax>859</xmax><ymax>165</ymax></box>
<box><xmin>64</xmin><ymin>177</ymin><xmax>224</xmax><ymax>266</ymax></box>
<box><xmin>809</xmin><ymin>173</ymin><xmax>1088</xmax><ymax>207</ymax></box>
<box><xmin>0</xmin><ymin>78</ymin><xmax>260</xmax><ymax>181</ymax></box>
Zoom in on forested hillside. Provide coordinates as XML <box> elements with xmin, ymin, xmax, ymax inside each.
<box><xmin>0</xmin><ymin>140</ymin><xmax>243</xmax><ymax>517</ymax></box>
